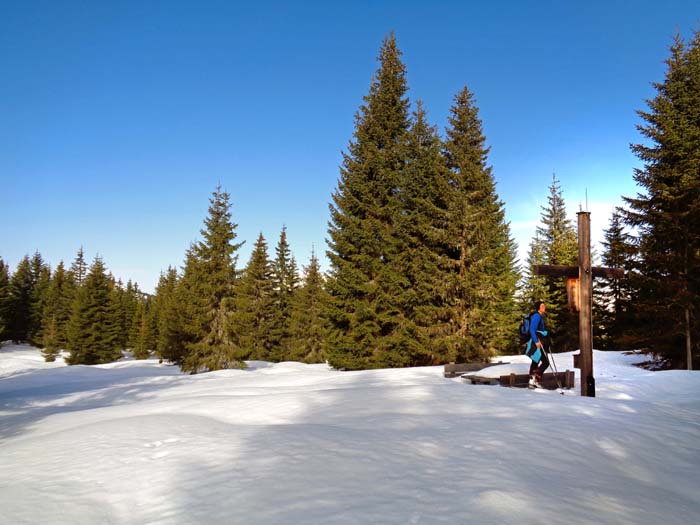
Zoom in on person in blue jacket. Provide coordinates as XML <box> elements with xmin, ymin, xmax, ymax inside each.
<box><xmin>526</xmin><ymin>301</ymin><xmax>550</xmax><ymax>388</ymax></box>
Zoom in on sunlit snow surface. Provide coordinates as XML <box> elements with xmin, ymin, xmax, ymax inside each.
<box><xmin>1</xmin><ymin>344</ymin><xmax>698</xmax><ymax>524</ymax></box>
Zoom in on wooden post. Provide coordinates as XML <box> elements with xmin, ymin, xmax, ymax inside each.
<box><xmin>577</xmin><ymin>212</ymin><xmax>594</xmax><ymax>397</ymax></box>
<box><xmin>534</xmin><ymin>213</ymin><xmax>622</xmax><ymax>398</ymax></box>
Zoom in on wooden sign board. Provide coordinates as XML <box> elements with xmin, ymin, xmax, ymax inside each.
<box><xmin>566</xmin><ymin>277</ymin><xmax>580</xmax><ymax>312</ymax></box>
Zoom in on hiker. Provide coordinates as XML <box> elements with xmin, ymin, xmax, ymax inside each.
<box><xmin>526</xmin><ymin>301</ymin><xmax>550</xmax><ymax>388</ymax></box>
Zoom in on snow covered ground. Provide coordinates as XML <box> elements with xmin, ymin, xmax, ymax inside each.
<box><xmin>1</xmin><ymin>344</ymin><xmax>698</xmax><ymax>524</ymax></box>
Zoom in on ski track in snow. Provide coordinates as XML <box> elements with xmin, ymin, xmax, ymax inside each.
<box><xmin>1</xmin><ymin>344</ymin><xmax>699</xmax><ymax>524</ymax></box>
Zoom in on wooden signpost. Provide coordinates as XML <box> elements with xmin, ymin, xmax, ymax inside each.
<box><xmin>534</xmin><ymin>212</ymin><xmax>623</xmax><ymax>397</ymax></box>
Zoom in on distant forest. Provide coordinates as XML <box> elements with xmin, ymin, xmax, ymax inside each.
<box><xmin>2</xmin><ymin>32</ymin><xmax>698</xmax><ymax>370</ymax></box>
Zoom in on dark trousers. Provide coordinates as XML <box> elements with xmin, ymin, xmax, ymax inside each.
<box><xmin>529</xmin><ymin>349</ymin><xmax>550</xmax><ymax>377</ymax></box>
<box><xmin>528</xmin><ymin>335</ymin><xmax>551</xmax><ymax>377</ymax></box>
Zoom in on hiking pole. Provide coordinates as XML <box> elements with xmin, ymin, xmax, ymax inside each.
<box><xmin>545</xmin><ymin>344</ymin><xmax>564</xmax><ymax>392</ymax></box>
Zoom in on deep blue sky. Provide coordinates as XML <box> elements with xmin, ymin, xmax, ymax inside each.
<box><xmin>2</xmin><ymin>1</ymin><xmax>698</xmax><ymax>292</ymax></box>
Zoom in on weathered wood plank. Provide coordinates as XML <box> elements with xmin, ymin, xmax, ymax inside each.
<box><xmin>464</xmin><ymin>375</ymin><xmax>500</xmax><ymax>385</ymax></box>
<box><xmin>533</xmin><ymin>264</ymin><xmax>624</xmax><ymax>279</ymax></box>
<box><xmin>444</xmin><ymin>361</ymin><xmax>509</xmax><ymax>378</ymax></box>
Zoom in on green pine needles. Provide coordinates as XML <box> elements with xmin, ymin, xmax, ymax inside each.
<box><xmin>325</xmin><ymin>34</ymin><xmax>519</xmax><ymax>369</ymax></box>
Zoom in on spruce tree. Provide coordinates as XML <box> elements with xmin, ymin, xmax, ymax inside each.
<box><xmin>69</xmin><ymin>247</ymin><xmax>88</xmax><ymax>287</ymax></box>
<box><xmin>7</xmin><ymin>255</ymin><xmax>33</xmax><ymax>342</ymax></box>
<box><xmin>325</xmin><ymin>33</ymin><xmax>412</xmax><ymax>370</ymax></box>
<box><xmin>41</xmin><ymin>316</ymin><xmax>61</xmax><ymax>362</ymax></box>
<box><xmin>180</xmin><ymin>186</ymin><xmax>244</xmax><ymax>372</ymax></box>
<box><xmin>269</xmin><ymin>226</ymin><xmax>299</xmax><ymax>361</ymax></box>
<box><xmin>66</xmin><ymin>257</ymin><xmax>122</xmax><ymax>364</ymax></box>
<box><xmin>41</xmin><ymin>261</ymin><xmax>73</xmax><ymax>361</ymax></box>
<box><xmin>519</xmin><ymin>233</ymin><xmax>550</xmax><ymax>314</ymax></box>
<box><xmin>29</xmin><ymin>252</ymin><xmax>51</xmax><ymax>345</ymax></box>
<box><xmin>622</xmin><ymin>31</ymin><xmax>700</xmax><ymax>368</ymax></box>
<box><xmin>231</xmin><ymin>233</ymin><xmax>275</xmax><ymax>360</ymax></box>
<box><xmin>131</xmin><ymin>299</ymin><xmax>156</xmax><ymax>359</ymax></box>
<box><xmin>154</xmin><ymin>267</ymin><xmax>185</xmax><ymax>364</ymax></box>
<box><xmin>121</xmin><ymin>280</ymin><xmax>141</xmax><ymax>349</ymax></box>
<box><xmin>442</xmin><ymin>87</ymin><xmax>520</xmax><ymax>359</ymax></box>
<box><xmin>177</xmin><ymin>247</ymin><xmax>209</xmax><ymax>358</ymax></box>
<box><xmin>520</xmin><ymin>175</ymin><xmax>578</xmax><ymax>351</ymax></box>
<box><xmin>385</xmin><ymin>101</ymin><xmax>454</xmax><ymax>366</ymax></box>
<box><xmin>595</xmin><ymin>210</ymin><xmax>638</xmax><ymax>350</ymax></box>
<box><xmin>289</xmin><ymin>250</ymin><xmax>329</xmax><ymax>363</ymax></box>
<box><xmin>0</xmin><ymin>258</ymin><xmax>10</xmax><ymax>341</ymax></box>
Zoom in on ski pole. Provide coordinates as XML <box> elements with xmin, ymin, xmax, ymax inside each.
<box><xmin>545</xmin><ymin>344</ymin><xmax>564</xmax><ymax>391</ymax></box>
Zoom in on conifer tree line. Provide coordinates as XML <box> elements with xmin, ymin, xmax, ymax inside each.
<box><xmin>0</xmin><ymin>249</ymin><xmax>156</xmax><ymax>364</ymax></box>
<box><xmin>0</xmin><ymin>208</ymin><xmax>329</xmax><ymax>369</ymax></box>
<box><xmin>518</xmin><ymin>31</ymin><xmax>700</xmax><ymax>369</ymax></box>
<box><xmin>2</xmin><ymin>31</ymin><xmax>698</xmax><ymax>370</ymax></box>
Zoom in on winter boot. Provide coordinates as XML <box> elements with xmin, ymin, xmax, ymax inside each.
<box><xmin>528</xmin><ymin>374</ymin><xmax>542</xmax><ymax>389</ymax></box>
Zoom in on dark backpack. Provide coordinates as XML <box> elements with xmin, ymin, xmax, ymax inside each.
<box><xmin>518</xmin><ymin>312</ymin><xmax>534</xmax><ymax>344</ymax></box>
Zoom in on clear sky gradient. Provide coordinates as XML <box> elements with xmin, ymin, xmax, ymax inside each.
<box><xmin>2</xmin><ymin>1</ymin><xmax>699</xmax><ymax>292</ymax></box>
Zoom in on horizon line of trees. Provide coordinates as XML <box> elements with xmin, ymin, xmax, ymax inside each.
<box><xmin>2</xmin><ymin>30</ymin><xmax>698</xmax><ymax>370</ymax></box>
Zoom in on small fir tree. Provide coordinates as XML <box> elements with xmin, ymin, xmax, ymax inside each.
<box><xmin>521</xmin><ymin>175</ymin><xmax>578</xmax><ymax>352</ymax></box>
<box><xmin>29</xmin><ymin>252</ymin><xmax>51</xmax><ymax>345</ymax></box>
<box><xmin>0</xmin><ymin>259</ymin><xmax>10</xmax><ymax>340</ymax></box>
<box><xmin>69</xmin><ymin>247</ymin><xmax>88</xmax><ymax>287</ymax></box>
<box><xmin>66</xmin><ymin>257</ymin><xmax>122</xmax><ymax>365</ymax></box>
<box><xmin>132</xmin><ymin>299</ymin><xmax>156</xmax><ymax>359</ymax></box>
<box><xmin>41</xmin><ymin>261</ymin><xmax>73</xmax><ymax>360</ymax></box>
<box><xmin>180</xmin><ymin>186</ymin><xmax>244</xmax><ymax>372</ymax></box>
<box><xmin>7</xmin><ymin>255</ymin><xmax>33</xmax><ymax>342</ymax></box>
<box><xmin>154</xmin><ymin>267</ymin><xmax>186</xmax><ymax>364</ymax></box>
<box><xmin>289</xmin><ymin>250</ymin><xmax>329</xmax><ymax>363</ymax></box>
<box><xmin>595</xmin><ymin>211</ymin><xmax>639</xmax><ymax>350</ymax></box>
<box><xmin>231</xmin><ymin>233</ymin><xmax>275</xmax><ymax>360</ymax></box>
<box><xmin>269</xmin><ymin>226</ymin><xmax>299</xmax><ymax>361</ymax></box>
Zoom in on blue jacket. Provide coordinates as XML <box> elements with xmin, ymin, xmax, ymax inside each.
<box><xmin>530</xmin><ymin>312</ymin><xmax>546</xmax><ymax>343</ymax></box>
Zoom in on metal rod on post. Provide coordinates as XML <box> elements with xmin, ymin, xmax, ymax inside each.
<box><xmin>577</xmin><ymin>212</ymin><xmax>594</xmax><ymax>397</ymax></box>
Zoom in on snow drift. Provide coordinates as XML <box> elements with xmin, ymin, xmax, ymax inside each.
<box><xmin>1</xmin><ymin>344</ymin><xmax>698</xmax><ymax>524</ymax></box>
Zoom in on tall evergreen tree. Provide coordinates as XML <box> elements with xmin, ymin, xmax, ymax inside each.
<box><xmin>595</xmin><ymin>210</ymin><xmax>638</xmax><ymax>350</ymax></box>
<box><xmin>29</xmin><ymin>252</ymin><xmax>51</xmax><ymax>345</ymax></box>
<box><xmin>269</xmin><ymin>226</ymin><xmax>299</xmax><ymax>361</ymax></box>
<box><xmin>180</xmin><ymin>186</ymin><xmax>244</xmax><ymax>372</ymax></box>
<box><xmin>154</xmin><ymin>267</ymin><xmax>185</xmax><ymax>364</ymax></box>
<box><xmin>69</xmin><ymin>247</ymin><xmax>88</xmax><ymax>287</ymax></box>
<box><xmin>121</xmin><ymin>280</ymin><xmax>141</xmax><ymax>349</ymax></box>
<box><xmin>442</xmin><ymin>86</ymin><xmax>520</xmax><ymax>359</ymax></box>
<box><xmin>66</xmin><ymin>257</ymin><xmax>122</xmax><ymax>365</ymax></box>
<box><xmin>520</xmin><ymin>175</ymin><xmax>579</xmax><ymax>351</ymax></box>
<box><xmin>622</xmin><ymin>31</ymin><xmax>700</xmax><ymax>368</ymax></box>
<box><xmin>7</xmin><ymin>255</ymin><xmax>33</xmax><ymax>342</ymax></box>
<box><xmin>41</xmin><ymin>261</ymin><xmax>73</xmax><ymax>361</ymax></box>
<box><xmin>384</xmin><ymin>101</ymin><xmax>454</xmax><ymax>366</ymax></box>
<box><xmin>519</xmin><ymin>232</ymin><xmax>550</xmax><ymax>313</ymax></box>
<box><xmin>0</xmin><ymin>258</ymin><xmax>10</xmax><ymax>341</ymax></box>
<box><xmin>289</xmin><ymin>250</ymin><xmax>329</xmax><ymax>363</ymax></box>
<box><xmin>231</xmin><ymin>233</ymin><xmax>275</xmax><ymax>360</ymax></box>
<box><xmin>325</xmin><ymin>33</ymin><xmax>412</xmax><ymax>370</ymax></box>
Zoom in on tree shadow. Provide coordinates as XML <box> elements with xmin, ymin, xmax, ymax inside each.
<box><xmin>3</xmin><ymin>359</ymin><xmax>698</xmax><ymax>523</ymax></box>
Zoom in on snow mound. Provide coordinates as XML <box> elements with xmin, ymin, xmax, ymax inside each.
<box><xmin>1</xmin><ymin>343</ymin><xmax>699</xmax><ymax>524</ymax></box>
